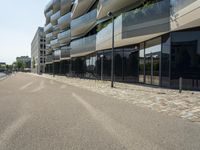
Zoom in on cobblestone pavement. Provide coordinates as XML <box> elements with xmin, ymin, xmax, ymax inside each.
<box><xmin>40</xmin><ymin>74</ymin><xmax>200</xmax><ymax>123</ymax></box>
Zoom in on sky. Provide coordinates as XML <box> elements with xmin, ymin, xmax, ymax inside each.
<box><xmin>0</xmin><ymin>0</ymin><xmax>49</xmax><ymax>65</ymax></box>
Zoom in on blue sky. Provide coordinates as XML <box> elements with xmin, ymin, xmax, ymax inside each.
<box><xmin>0</xmin><ymin>0</ymin><xmax>49</xmax><ymax>64</ymax></box>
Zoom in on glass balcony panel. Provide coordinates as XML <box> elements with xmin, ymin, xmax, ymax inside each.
<box><xmin>71</xmin><ymin>9</ymin><xmax>97</xmax><ymax>38</ymax></box>
<box><xmin>53</xmin><ymin>50</ymin><xmax>61</xmax><ymax>61</ymax></box>
<box><xmin>45</xmin><ymin>10</ymin><xmax>53</xmax><ymax>18</ymax></box>
<box><xmin>53</xmin><ymin>0</ymin><xmax>61</xmax><ymax>13</ymax></box>
<box><xmin>46</xmin><ymin>33</ymin><xmax>53</xmax><ymax>42</ymax></box>
<box><xmin>170</xmin><ymin>0</ymin><xmax>200</xmax><ymax>31</ymax></box>
<box><xmin>171</xmin><ymin>0</ymin><xmax>197</xmax><ymax>13</ymax></box>
<box><xmin>61</xmin><ymin>46</ymin><xmax>71</xmax><ymax>58</ymax></box>
<box><xmin>71</xmin><ymin>34</ymin><xmax>96</xmax><ymax>57</ymax></box>
<box><xmin>44</xmin><ymin>23</ymin><xmax>53</xmax><ymax>33</ymax></box>
<box><xmin>46</xmin><ymin>54</ymin><xmax>53</xmax><ymax>63</ymax></box>
<box><xmin>58</xmin><ymin>30</ymin><xmax>71</xmax><ymax>44</ymax></box>
<box><xmin>122</xmin><ymin>0</ymin><xmax>170</xmax><ymax>39</ymax></box>
<box><xmin>50</xmin><ymin>39</ymin><xmax>60</xmax><ymax>49</ymax></box>
<box><xmin>51</xmin><ymin>11</ymin><xmax>61</xmax><ymax>25</ymax></box>
<box><xmin>61</xmin><ymin>0</ymin><xmax>71</xmax><ymax>15</ymax></box>
<box><xmin>71</xmin><ymin>0</ymin><xmax>96</xmax><ymax>19</ymax></box>
<box><xmin>58</xmin><ymin>12</ymin><xmax>71</xmax><ymax>30</ymax></box>
<box><xmin>44</xmin><ymin>0</ymin><xmax>53</xmax><ymax>13</ymax></box>
<box><xmin>97</xmin><ymin>0</ymin><xmax>142</xmax><ymax>19</ymax></box>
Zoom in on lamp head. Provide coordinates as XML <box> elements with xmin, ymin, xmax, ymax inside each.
<box><xmin>107</xmin><ymin>12</ymin><xmax>113</xmax><ymax>17</ymax></box>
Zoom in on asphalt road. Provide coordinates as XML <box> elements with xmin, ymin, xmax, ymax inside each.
<box><xmin>0</xmin><ymin>73</ymin><xmax>200</xmax><ymax>150</ymax></box>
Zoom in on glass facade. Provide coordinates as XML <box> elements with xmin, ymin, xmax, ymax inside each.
<box><xmin>171</xmin><ymin>28</ymin><xmax>200</xmax><ymax>90</ymax></box>
<box><xmin>45</xmin><ymin>27</ymin><xmax>200</xmax><ymax>90</ymax></box>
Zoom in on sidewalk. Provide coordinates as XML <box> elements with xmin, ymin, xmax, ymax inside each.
<box><xmin>38</xmin><ymin>74</ymin><xmax>200</xmax><ymax>123</ymax></box>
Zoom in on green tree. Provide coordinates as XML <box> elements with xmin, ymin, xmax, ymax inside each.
<box><xmin>16</xmin><ymin>60</ymin><xmax>25</xmax><ymax>71</ymax></box>
<box><xmin>32</xmin><ymin>57</ymin><xmax>36</xmax><ymax>69</ymax></box>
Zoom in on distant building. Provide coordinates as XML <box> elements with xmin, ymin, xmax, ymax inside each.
<box><xmin>31</xmin><ymin>27</ymin><xmax>46</xmax><ymax>74</ymax></box>
<box><xmin>16</xmin><ymin>56</ymin><xmax>31</xmax><ymax>69</ymax></box>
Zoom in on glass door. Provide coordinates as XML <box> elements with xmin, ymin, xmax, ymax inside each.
<box><xmin>145</xmin><ymin>37</ymin><xmax>161</xmax><ymax>86</ymax></box>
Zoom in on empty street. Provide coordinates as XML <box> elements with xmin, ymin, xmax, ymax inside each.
<box><xmin>0</xmin><ymin>73</ymin><xmax>200</xmax><ymax>150</ymax></box>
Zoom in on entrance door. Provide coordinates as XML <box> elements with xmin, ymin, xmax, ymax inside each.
<box><xmin>145</xmin><ymin>53</ymin><xmax>160</xmax><ymax>86</ymax></box>
<box><xmin>144</xmin><ymin>37</ymin><xmax>161</xmax><ymax>86</ymax></box>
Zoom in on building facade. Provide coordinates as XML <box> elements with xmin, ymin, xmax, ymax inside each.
<box><xmin>31</xmin><ymin>27</ymin><xmax>46</xmax><ymax>74</ymax></box>
<box><xmin>44</xmin><ymin>0</ymin><xmax>200</xmax><ymax>90</ymax></box>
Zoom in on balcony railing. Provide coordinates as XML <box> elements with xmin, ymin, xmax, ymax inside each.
<box><xmin>171</xmin><ymin>0</ymin><xmax>197</xmax><ymax>13</ymax></box>
<box><xmin>58</xmin><ymin>12</ymin><xmax>71</xmax><ymax>30</ymax></box>
<box><xmin>44</xmin><ymin>0</ymin><xmax>53</xmax><ymax>13</ymax></box>
<box><xmin>122</xmin><ymin>0</ymin><xmax>170</xmax><ymax>39</ymax></box>
<box><xmin>58</xmin><ymin>30</ymin><xmax>71</xmax><ymax>45</ymax></box>
<box><xmin>61</xmin><ymin>46</ymin><xmax>71</xmax><ymax>59</ymax></box>
<box><xmin>45</xmin><ymin>9</ymin><xmax>53</xmax><ymax>18</ymax></box>
<box><xmin>50</xmin><ymin>39</ymin><xmax>60</xmax><ymax>49</ymax></box>
<box><xmin>71</xmin><ymin>34</ymin><xmax>96</xmax><ymax>57</ymax></box>
<box><xmin>60</xmin><ymin>0</ymin><xmax>71</xmax><ymax>16</ymax></box>
<box><xmin>97</xmin><ymin>0</ymin><xmax>142</xmax><ymax>19</ymax></box>
<box><xmin>46</xmin><ymin>33</ymin><xmax>53</xmax><ymax>42</ymax></box>
<box><xmin>44</xmin><ymin>23</ymin><xmax>53</xmax><ymax>33</ymax></box>
<box><xmin>51</xmin><ymin>11</ymin><xmax>61</xmax><ymax>25</ymax></box>
<box><xmin>46</xmin><ymin>54</ymin><xmax>53</xmax><ymax>64</ymax></box>
<box><xmin>53</xmin><ymin>50</ymin><xmax>61</xmax><ymax>61</ymax></box>
<box><xmin>53</xmin><ymin>0</ymin><xmax>61</xmax><ymax>13</ymax></box>
<box><xmin>71</xmin><ymin>9</ymin><xmax>97</xmax><ymax>38</ymax></box>
<box><xmin>71</xmin><ymin>0</ymin><xmax>96</xmax><ymax>19</ymax></box>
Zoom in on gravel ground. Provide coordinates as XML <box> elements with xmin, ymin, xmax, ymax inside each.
<box><xmin>38</xmin><ymin>74</ymin><xmax>200</xmax><ymax>123</ymax></box>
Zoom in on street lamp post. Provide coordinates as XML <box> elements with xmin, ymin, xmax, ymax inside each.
<box><xmin>107</xmin><ymin>12</ymin><xmax>114</xmax><ymax>88</ymax></box>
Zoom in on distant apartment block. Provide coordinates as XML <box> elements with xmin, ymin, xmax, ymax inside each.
<box><xmin>44</xmin><ymin>0</ymin><xmax>200</xmax><ymax>90</ymax></box>
<box><xmin>31</xmin><ymin>27</ymin><xmax>46</xmax><ymax>74</ymax></box>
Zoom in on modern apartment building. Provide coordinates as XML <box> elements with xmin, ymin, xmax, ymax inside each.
<box><xmin>44</xmin><ymin>0</ymin><xmax>200</xmax><ymax>90</ymax></box>
<box><xmin>31</xmin><ymin>27</ymin><xmax>46</xmax><ymax>74</ymax></box>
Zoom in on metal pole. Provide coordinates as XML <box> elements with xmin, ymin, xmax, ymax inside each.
<box><xmin>101</xmin><ymin>55</ymin><xmax>103</xmax><ymax>80</ymax></box>
<box><xmin>53</xmin><ymin>61</ymin><xmax>55</xmax><ymax>77</ymax></box>
<box><xmin>179</xmin><ymin>77</ymin><xmax>182</xmax><ymax>93</ymax></box>
<box><xmin>111</xmin><ymin>16</ymin><xmax>114</xmax><ymax>88</ymax></box>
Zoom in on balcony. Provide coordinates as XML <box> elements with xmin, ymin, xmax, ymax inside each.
<box><xmin>61</xmin><ymin>0</ymin><xmax>72</xmax><ymax>16</ymax></box>
<box><xmin>46</xmin><ymin>33</ymin><xmax>53</xmax><ymax>42</ymax></box>
<box><xmin>52</xmin><ymin>25</ymin><xmax>60</xmax><ymax>37</ymax></box>
<box><xmin>50</xmin><ymin>39</ymin><xmax>60</xmax><ymax>49</ymax></box>
<box><xmin>58</xmin><ymin>30</ymin><xmax>71</xmax><ymax>45</ymax></box>
<box><xmin>44</xmin><ymin>0</ymin><xmax>53</xmax><ymax>14</ymax></box>
<box><xmin>58</xmin><ymin>12</ymin><xmax>71</xmax><ymax>30</ymax></box>
<box><xmin>46</xmin><ymin>54</ymin><xmax>53</xmax><ymax>64</ymax></box>
<box><xmin>71</xmin><ymin>0</ymin><xmax>96</xmax><ymax>19</ymax></box>
<box><xmin>71</xmin><ymin>34</ymin><xmax>96</xmax><ymax>57</ymax></box>
<box><xmin>97</xmin><ymin>0</ymin><xmax>142</xmax><ymax>19</ymax></box>
<box><xmin>71</xmin><ymin>9</ymin><xmax>97</xmax><ymax>38</ymax></box>
<box><xmin>44</xmin><ymin>23</ymin><xmax>53</xmax><ymax>33</ymax></box>
<box><xmin>171</xmin><ymin>0</ymin><xmax>200</xmax><ymax>31</ymax></box>
<box><xmin>61</xmin><ymin>46</ymin><xmax>71</xmax><ymax>59</ymax></box>
<box><xmin>122</xmin><ymin>0</ymin><xmax>170</xmax><ymax>39</ymax></box>
<box><xmin>51</xmin><ymin>11</ymin><xmax>61</xmax><ymax>25</ymax></box>
<box><xmin>45</xmin><ymin>9</ymin><xmax>53</xmax><ymax>18</ymax></box>
<box><xmin>53</xmin><ymin>0</ymin><xmax>61</xmax><ymax>13</ymax></box>
<box><xmin>53</xmin><ymin>50</ymin><xmax>61</xmax><ymax>61</ymax></box>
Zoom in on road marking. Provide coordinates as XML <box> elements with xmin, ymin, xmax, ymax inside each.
<box><xmin>72</xmin><ymin>93</ymin><xmax>135</xmax><ymax>149</ymax></box>
<box><xmin>30</xmin><ymin>80</ymin><xmax>44</xmax><ymax>93</ymax></box>
<box><xmin>20</xmin><ymin>82</ymin><xmax>33</xmax><ymax>90</ymax></box>
<box><xmin>0</xmin><ymin>115</ymin><xmax>30</xmax><ymax>148</ymax></box>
